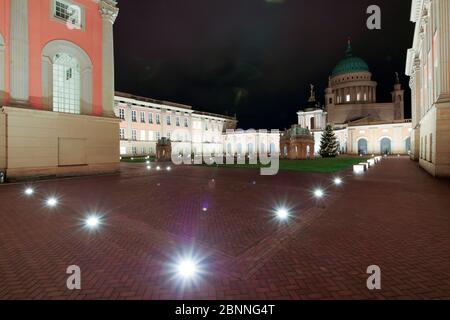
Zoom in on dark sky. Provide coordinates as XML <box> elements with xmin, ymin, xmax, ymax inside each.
<box><xmin>114</xmin><ymin>0</ymin><xmax>415</xmax><ymax>129</ymax></box>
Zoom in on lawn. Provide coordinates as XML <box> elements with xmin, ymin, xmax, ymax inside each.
<box><xmin>120</xmin><ymin>156</ymin><xmax>155</xmax><ymax>163</ymax></box>
<box><xmin>205</xmin><ymin>157</ymin><xmax>368</xmax><ymax>173</ymax></box>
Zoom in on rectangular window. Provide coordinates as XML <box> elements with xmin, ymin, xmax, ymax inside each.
<box><xmin>120</xmin><ymin>147</ymin><xmax>126</xmax><ymax>155</ymax></box>
<box><xmin>205</xmin><ymin>123</ymin><xmax>209</xmax><ymax>131</ymax></box>
<box><xmin>430</xmin><ymin>134</ymin><xmax>433</xmax><ymax>163</ymax></box>
<box><xmin>119</xmin><ymin>109</ymin><xmax>125</xmax><ymax>120</ymax></box>
<box><xmin>148</xmin><ymin>131</ymin><xmax>154</xmax><ymax>141</ymax></box>
<box><xmin>346</xmin><ymin>94</ymin><xmax>351</xmax><ymax>102</ymax></box>
<box><xmin>53</xmin><ymin>53</ymin><xmax>80</xmax><ymax>114</ymax></box>
<box><xmin>140</xmin><ymin>130</ymin><xmax>146</xmax><ymax>141</ymax></box>
<box><xmin>132</xmin><ymin>147</ymin><xmax>137</xmax><ymax>155</ymax></box>
<box><xmin>156</xmin><ymin>132</ymin><xmax>161</xmax><ymax>141</ymax></box>
<box><xmin>176</xmin><ymin>117</ymin><xmax>180</xmax><ymax>126</ymax></box>
<box><xmin>131</xmin><ymin>110</ymin><xmax>137</xmax><ymax>122</ymax></box>
<box><xmin>166</xmin><ymin>116</ymin><xmax>171</xmax><ymax>126</ymax></box>
<box><xmin>149</xmin><ymin>113</ymin><xmax>153</xmax><ymax>124</ymax></box>
<box><xmin>156</xmin><ymin>114</ymin><xmax>161</xmax><ymax>125</ymax></box>
<box><xmin>184</xmin><ymin>118</ymin><xmax>189</xmax><ymax>127</ymax></box>
<box><xmin>119</xmin><ymin>128</ymin><xmax>125</xmax><ymax>140</ymax></box>
<box><xmin>141</xmin><ymin>147</ymin><xmax>146</xmax><ymax>155</ymax></box>
<box><xmin>54</xmin><ymin>0</ymin><xmax>82</xmax><ymax>28</ymax></box>
<box><xmin>167</xmin><ymin>132</ymin><xmax>171</xmax><ymax>140</ymax></box>
<box><xmin>132</xmin><ymin>129</ymin><xmax>137</xmax><ymax>141</ymax></box>
<box><xmin>140</xmin><ymin>112</ymin><xmax>146</xmax><ymax>123</ymax></box>
<box><xmin>424</xmin><ymin>135</ymin><xmax>427</xmax><ymax>161</ymax></box>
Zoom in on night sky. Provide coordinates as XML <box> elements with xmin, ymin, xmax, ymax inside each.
<box><xmin>114</xmin><ymin>0</ymin><xmax>415</xmax><ymax>130</ymax></box>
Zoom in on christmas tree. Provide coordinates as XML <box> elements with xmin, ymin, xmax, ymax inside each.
<box><xmin>319</xmin><ymin>124</ymin><xmax>339</xmax><ymax>158</ymax></box>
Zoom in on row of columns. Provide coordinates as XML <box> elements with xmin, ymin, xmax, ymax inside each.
<box><xmin>335</xmin><ymin>86</ymin><xmax>376</xmax><ymax>104</ymax></box>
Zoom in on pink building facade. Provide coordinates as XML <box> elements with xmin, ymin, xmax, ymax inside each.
<box><xmin>0</xmin><ymin>0</ymin><xmax>120</xmax><ymax>180</ymax></box>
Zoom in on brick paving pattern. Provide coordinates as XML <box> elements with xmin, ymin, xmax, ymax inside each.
<box><xmin>0</xmin><ymin>157</ymin><xmax>449</xmax><ymax>300</ymax></box>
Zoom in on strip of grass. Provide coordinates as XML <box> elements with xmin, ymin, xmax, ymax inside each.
<box><xmin>120</xmin><ymin>156</ymin><xmax>155</xmax><ymax>163</ymax></box>
<box><xmin>205</xmin><ymin>157</ymin><xmax>368</xmax><ymax>173</ymax></box>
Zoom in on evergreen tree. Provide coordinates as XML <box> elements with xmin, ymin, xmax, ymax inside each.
<box><xmin>319</xmin><ymin>124</ymin><xmax>339</xmax><ymax>158</ymax></box>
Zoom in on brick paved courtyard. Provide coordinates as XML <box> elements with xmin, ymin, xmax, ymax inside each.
<box><xmin>0</xmin><ymin>157</ymin><xmax>449</xmax><ymax>300</ymax></box>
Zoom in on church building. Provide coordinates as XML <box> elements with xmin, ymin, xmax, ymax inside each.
<box><xmin>297</xmin><ymin>41</ymin><xmax>412</xmax><ymax>156</ymax></box>
<box><xmin>0</xmin><ymin>0</ymin><xmax>120</xmax><ymax>180</ymax></box>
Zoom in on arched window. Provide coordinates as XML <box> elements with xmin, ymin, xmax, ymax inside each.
<box><xmin>237</xmin><ymin>143</ymin><xmax>243</xmax><ymax>155</ymax></box>
<box><xmin>380</xmin><ymin>138</ymin><xmax>392</xmax><ymax>155</ymax></box>
<box><xmin>42</xmin><ymin>40</ymin><xmax>92</xmax><ymax>114</ymax></box>
<box><xmin>270</xmin><ymin>143</ymin><xmax>276</xmax><ymax>155</ymax></box>
<box><xmin>0</xmin><ymin>33</ymin><xmax>5</xmax><ymax>104</ymax></box>
<box><xmin>260</xmin><ymin>143</ymin><xmax>266</xmax><ymax>154</ymax></box>
<box><xmin>248</xmin><ymin>143</ymin><xmax>254</xmax><ymax>155</ymax></box>
<box><xmin>358</xmin><ymin>139</ymin><xmax>368</xmax><ymax>155</ymax></box>
<box><xmin>227</xmin><ymin>143</ymin><xmax>232</xmax><ymax>155</ymax></box>
<box><xmin>53</xmin><ymin>53</ymin><xmax>80</xmax><ymax>114</ymax></box>
<box><xmin>310</xmin><ymin>117</ymin><xmax>315</xmax><ymax>130</ymax></box>
<box><xmin>405</xmin><ymin>137</ymin><xmax>411</xmax><ymax>154</ymax></box>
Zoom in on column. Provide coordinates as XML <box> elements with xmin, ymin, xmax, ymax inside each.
<box><xmin>10</xmin><ymin>0</ymin><xmax>29</xmax><ymax>105</ymax></box>
<box><xmin>437</xmin><ymin>0</ymin><xmax>450</xmax><ymax>96</ymax></box>
<box><xmin>100</xmin><ymin>0</ymin><xmax>119</xmax><ymax>117</ymax></box>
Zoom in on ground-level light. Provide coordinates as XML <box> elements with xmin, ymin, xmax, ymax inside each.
<box><xmin>314</xmin><ymin>189</ymin><xmax>324</xmax><ymax>198</ymax></box>
<box><xmin>24</xmin><ymin>187</ymin><xmax>34</xmax><ymax>196</ymax></box>
<box><xmin>276</xmin><ymin>208</ymin><xmax>289</xmax><ymax>220</ymax></box>
<box><xmin>334</xmin><ymin>177</ymin><xmax>343</xmax><ymax>186</ymax></box>
<box><xmin>353</xmin><ymin>164</ymin><xmax>365</xmax><ymax>174</ymax></box>
<box><xmin>85</xmin><ymin>215</ymin><xmax>101</xmax><ymax>230</ymax></box>
<box><xmin>46</xmin><ymin>197</ymin><xmax>58</xmax><ymax>207</ymax></box>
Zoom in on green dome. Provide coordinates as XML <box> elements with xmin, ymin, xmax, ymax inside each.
<box><xmin>332</xmin><ymin>41</ymin><xmax>370</xmax><ymax>76</ymax></box>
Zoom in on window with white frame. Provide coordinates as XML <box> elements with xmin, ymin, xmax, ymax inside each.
<box><xmin>166</xmin><ymin>116</ymin><xmax>171</xmax><ymax>126</ymax></box>
<box><xmin>119</xmin><ymin>128</ymin><xmax>125</xmax><ymax>140</ymax></box>
<box><xmin>53</xmin><ymin>53</ymin><xmax>80</xmax><ymax>114</ymax></box>
<box><xmin>156</xmin><ymin>113</ymin><xmax>161</xmax><ymax>124</ymax></box>
<box><xmin>140</xmin><ymin>130</ymin><xmax>146</xmax><ymax>141</ymax></box>
<box><xmin>140</xmin><ymin>111</ymin><xmax>146</xmax><ymax>123</ymax></box>
<box><xmin>176</xmin><ymin>117</ymin><xmax>180</xmax><ymax>126</ymax></box>
<box><xmin>119</xmin><ymin>108</ymin><xmax>125</xmax><ymax>120</ymax></box>
<box><xmin>156</xmin><ymin>132</ymin><xmax>161</xmax><ymax>140</ymax></box>
<box><xmin>53</xmin><ymin>0</ymin><xmax>82</xmax><ymax>29</ymax></box>
<box><xmin>131</xmin><ymin>129</ymin><xmax>137</xmax><ymax>141</ymax></box>
<box><xmin>132</xmin><ymin>147</ymin><xmax>137</xmax><ymax>155</ymax></box>
<box><xmin>184</xmin><ymin>118</ymin><xmax>189</xmax><ymax>127</ymax></box>
<box><xmin>149</xmin><ymin>113</ymin><xmax>153</xmax><ymax>124</ymax></box>
<box><xmin>148</xmin><ymin>131</ymin><xmax>154</xmax><ymax>141</ymax></box>
<box><xmin>131</xmin><ymin>110</ymin><xmax>137</xmax><ymax>122</ymax></box>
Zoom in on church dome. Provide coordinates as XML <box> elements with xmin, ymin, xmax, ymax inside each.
<box><xmin>332</xmin><ymin>41</ymin><xmax>370</xmax><ymax>76</ymax></box>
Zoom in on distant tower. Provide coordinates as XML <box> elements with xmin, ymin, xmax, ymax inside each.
<box><xmin>325</xmin><ymin>76</ymin><xmax>334</xmax><ymax>115</ymax></box>
<box><xmin>392</xmin><ymin>72</ymin><xmax>405</xmax><ymax>120</ymax></box>
<box><xmin>298</xmin><ymin>84</ymin><xmax>326</xmax><ymax>131</ymax></box>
